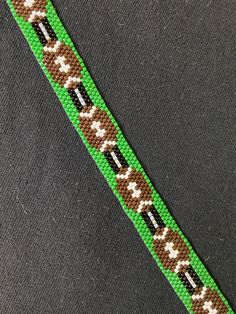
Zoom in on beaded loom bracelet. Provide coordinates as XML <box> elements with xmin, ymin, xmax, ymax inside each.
<box><xmin>7</xmin><ymin>1</ymin><xmax>233</xmax><ymax>313</ymax></box>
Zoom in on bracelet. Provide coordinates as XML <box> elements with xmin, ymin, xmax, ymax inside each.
<box><xmin>7</xmin><ymin>1</ymin><xmax>233</xmax><ymax>313</ymax></box>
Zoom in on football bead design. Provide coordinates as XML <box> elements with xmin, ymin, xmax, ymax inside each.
<box><xmin>116</xmin><ymin>167</ymin><xmax>153</xmax><ymax>212</ymax></box>
<box><xmin>192</xmin><ymin>287</ymin><xmax>228</xmax><ymax>314</ymax></box>
<box><xmin>8</xmin><ymin>0</ymin><xmax>232</xmax><ymax>312</ymax></box>
<box><xmin>43</xmin><ymin>40</ymin><xmax>82</xmax><ymax>89</ymax></box>
<box><xmin>79</xmin><ymin>105</ymin><xmax>117</xmax><ymax>152</ymax></box>
<box><xmin>12</xmin><ymin>0</ymin><xmax>47</xmax><ymax>23</ymax></box>
<box><xmin>153</xmin><ymin>227</ymin><xmax>190</xmax><ymax>273</ymax></box>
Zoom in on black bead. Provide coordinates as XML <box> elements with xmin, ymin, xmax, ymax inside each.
<box><xmin>68</xmin><ymin>88</ymin><xmax>84</xmax><ymax>112</ymax></box>
<box><xmin>32</xmin><ymin>22</ymin><xmax>47</xmax><ymax>46</ymax></box>
<box><xmin>141</xmin><ymin>212</ymin><xmax>156</xmax><ymax>235</ymax></box>
<box><xmin>104</xmin><ymin>151</ymin><xmax>120</xmax><ymax>173</ymax></box>
<box><xmin>187</xmin><ymin>266</ymin><xmax>203</xmax><ymax>288</ymax></box>
<box><xmin>149</xmin><ymin>205</ymin><xmax>165</xmax><ymax>228</ymax></box>
<box><xmin>141</xmin><ymin>205</ymin><xmax>165</xmax><ymax>235</ymax></box>
<box><xmin>103</xmin><ymin>146</ymin><xmax>129</xmax><ymax>174</ymax></box>
<box><xmin>178</xmin><ymin>266</ymin><xmax>203</xmax><ymax>295</ymax></box>
<box><xmin>42</xmin><ymin>18</ymin><xmax>57</xmax><ymax>41</ymax></box>
<box><xmin>32</xmin><ymin>18</ymin><xmax>57</xmax><ymax>46</ymax></box>
<box><xmin>178</xmin><ymin>271</ymin><xmax>195</xmax><ymax>295</ymax></box>
<box><xmin>113</xmin><ymin>145</ymin><xmax>128</xmax><ymax>167</ymax></box>
<box><xmin>68</xmin><ymin>83</ymin><xmax>92</xmax><ymax>112</ymax></box>
<box><xmin>77</xmin><ymin>82</ymin><xmax>92</xmax><ymax>105</ymax></box>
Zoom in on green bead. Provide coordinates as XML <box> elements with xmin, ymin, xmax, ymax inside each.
<box><xmin>7</xmin><ymin>0</ymin><xmax>232</xmax><ymax>312</ymax></box>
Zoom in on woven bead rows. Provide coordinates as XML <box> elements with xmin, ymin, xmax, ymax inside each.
<box><xmin>9</xmin><ymin>1</ymin><xmax>230</xmax><ymax>313</ymax></box>
<box><xmin>12</xmin><ymin>0</ymin><xmax>47</xmax><ymax>23</ymax></box>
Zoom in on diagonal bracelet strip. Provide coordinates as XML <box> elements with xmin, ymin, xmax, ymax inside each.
<box><xmin>7</xmin><ymin>1</ymin><xmax>233</xmax><ymax>313</ymax></box>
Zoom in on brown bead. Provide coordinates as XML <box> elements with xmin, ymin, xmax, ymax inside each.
<box><xmin>12</xmin><ymin>0</ymin><xmax>47</xmax><ymax>23</ymax></box>
<box><xmin>116</xmin><ymin>168</ymin><xmax>152</xmax><ymax>212</ymax></box>
<box><xmin>192</xmin><ymin>287</ymin><xmax>227</xmax><ymax>314</ymax></box>
<box><xmin>153</xmin><ymin>227</ymin><xmax>190</xmax><ymax>273</ymax></box>
<box><xmin>79</xmin><ymin>105</ymin><xmax>117</xmax><ymax>152</ymax></box>
<box><xmin>43</xmin><ymin>40</ymin><xmax>82</xmax><ymax>88</ymax></box>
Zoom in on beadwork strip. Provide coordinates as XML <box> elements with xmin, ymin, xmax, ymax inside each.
<box><xmin>7</xmin><ymin>1</ymin><xmax>233</xmax><ymax>313</ymax></box>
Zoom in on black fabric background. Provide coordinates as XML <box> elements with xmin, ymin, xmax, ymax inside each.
<box><xmin>0</xmin><ymin>0</ymin><xmax>235</xmax><ymax>313</ymax></box>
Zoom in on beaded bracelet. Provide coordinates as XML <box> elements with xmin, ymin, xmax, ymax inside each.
<box><xmin>7</xmin><ymin>1</ymin><xmax>233</xmax><ymax>313</ymax></box>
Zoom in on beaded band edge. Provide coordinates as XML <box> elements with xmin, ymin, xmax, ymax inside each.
<box><xmin>7</xmin><ymin>1</ymin><xmax>233</xmax><ymax>313</ymax></box>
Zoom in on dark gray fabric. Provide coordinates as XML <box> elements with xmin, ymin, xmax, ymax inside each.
<box><xmin>0</xmin><ymin>0</ymin><xmax>235</xmax><ymax>313</ymax></box>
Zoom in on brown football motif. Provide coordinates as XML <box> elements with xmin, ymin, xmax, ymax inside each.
<box><xmin>192</xmin><ymin>287</ymin><xmax>228</xmax><ymax>314</ymax></box>
<box><xmin>79</xmin><ymin>105</ymin><xmax>118</xmax><ymax>152</ymax></box>
<box><xmin>12</xmin><ymin>0</ymin><xmax>47</xmax><ymax>23</ymax></box>
<box><xmin>43</xmin><ymin>40</ymin><xmax>82</xmax><ymax>89</ymax></box>
<box><xmin>153</xmin><ymin>227</ymin><xmax>190</xmax><ymax>273</ymax></box>
<box><xmin>8</xmin><ymin>1</ymin><xmax>231</xmax><ymax>312</ymax></box>
<box><xmin>116</xmin><ymin>167</ymin><xmax>153</xmax><ymax>212</ymax></box>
